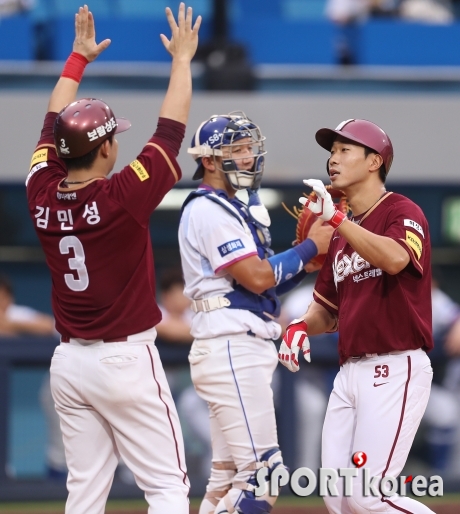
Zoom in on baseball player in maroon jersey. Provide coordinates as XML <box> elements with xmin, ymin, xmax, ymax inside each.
<box><xmin>26</xmin><ymin>4</ymin><xmax>201</xmax><ymax>513</ymax></box>
<box><xmin>279</xmin><ymin>119</ymin><xmax>435</xmax><ymax>514</ymax></box>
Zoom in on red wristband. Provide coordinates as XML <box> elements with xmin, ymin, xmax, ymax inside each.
<box><xmin>61</xmin><ymin>52</ymin><xmax>89</xmax><ymax>83</ymax></box>
<box><xmin>329</xmin><ymin>210</ymin><xmax>347</xmax><ymax>229</ymax></box>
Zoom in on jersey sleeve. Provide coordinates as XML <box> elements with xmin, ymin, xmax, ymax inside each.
<box><xmin>313</xmin><ymin>248</ymin><xmax>339</xmax><ymax>316</ymax></box>
<box><xmin>26</xmin><ymin>112</ymin><xmax>67</xmax><ymax>201</ymax></box>
<box><xmin>384</xmin><ymin>199</ymin><xmax>429</xmax><ymax>278</ymax></box>
<box><xmin>188</xmin><ymin>200</ymin><xmax>258</xmax><ymax>274</ymax></box>
<box><xmin>108</xmin><ymin>117</ymin><xmax>185</xmax><ymax>226</ymax></box>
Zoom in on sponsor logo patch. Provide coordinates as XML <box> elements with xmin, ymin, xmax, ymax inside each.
<box><xmin>30</xmin><ymin>148</ymin><xmax>48</xmax><ymax>170</ymax></box>
<box><xmin>57</xmin><ymin>191</ymin><xmax>77</xmax><ymax>201</ymax></box>
<box><xmin>218</xmin><ymin>239</ymin><xmax>245</xmax><ymax>257</ymax></box>
<box><xmin>25</xmin><ymin>161</ymin><xmax>48</xmax><ymax>186</ymax></box>
<box><xmin>404</xmin><ymin>219</ymin><xmax>424</xmax><ymax>238</ymax></box>
<box><xmin>129</xmin><ymin>159</ymin><xmax>149</xmax><ymax>181</ymax></box>
<box><xmin>333</xmin><ymin>250</ymin><xmax>382</xmax><ymax>287</ymax></box>
<box><xmin>406</xmin><ymin>231</ymin><xmax>422</xmax><ymax>259</ymax></box>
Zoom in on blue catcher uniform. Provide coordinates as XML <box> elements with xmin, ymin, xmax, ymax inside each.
<box><xmin>178</xmin><ymin>112</ymin><xmax>318</xmax><ymax>514</ymax></box>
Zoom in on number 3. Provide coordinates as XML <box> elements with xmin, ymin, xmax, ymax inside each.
<box><xmin>59</xmin><ymin>236</ymin><xmax>89</xmax><ymax>291</ymax></box>
<box><xmin>374</xmin><ymin>365</ymin><xmax>389</xmax><ymax>378</ymax></box>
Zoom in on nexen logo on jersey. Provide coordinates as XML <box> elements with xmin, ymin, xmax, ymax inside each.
<box><xmin>218</xmin><ymin>239</ymin><xmax>245</xmax><ymax>257</ymax></box>
<box><xmin>333</xmin><ymin>250</ymin><xmax>382</xmax><ymax>288</ymax></box>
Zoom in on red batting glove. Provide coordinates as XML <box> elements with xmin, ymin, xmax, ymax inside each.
<box><xmin>278</xmin><ymin>318</ymin><xmax>311</xmax><ymax>373</ymax></box>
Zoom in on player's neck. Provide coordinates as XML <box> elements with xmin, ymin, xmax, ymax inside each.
<box><xmin>346</xmin><ymin>182</ymin><xmax>387</xmax><ymax>216</ymax></box>
<box><xmin>64</xmin><ymin>169</ymin><xmax>107</xmax><ymax>187</ymax></box>
<box><xmin>201</xmin><ymin>176</ymin><xmax>236</xmax><ymax>198</ymax></box>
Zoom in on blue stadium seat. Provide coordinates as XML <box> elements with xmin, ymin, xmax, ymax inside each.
<box><xmin>50</xmin><ymin>16</ymin><xmax>211</xmax><ymax>62</ymax></box>
<box><xmin>46</xmin><ymin>0</ymin><xmax>111</xmax><ymax>17</ymax></box>
<box><xmin>115</xmin><ymin>0</ymin><xmax>210</xmax><ymax>19</ymax></box>
<box><xmin>0</xmin><ymin>14</ymin><xmax>33</xmax><ymax>60</ymax></box>
<box><xmin>233</xmin><ymin>19</ymin><xmax>335</xmax><ymax>64</ymax></box>
<box><xmin>359</xmin><ymin>20</ymin><xmax>460</xmax><ymax>66</ymax></box>
<box><xmin>282</xmin><ymin>0</ymin><xmax>327</xmax><ymax>20</ymax></box>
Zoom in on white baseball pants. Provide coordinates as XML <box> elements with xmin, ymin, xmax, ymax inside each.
<box><xmin>189</xmin><ymin>333</ymin><xmax>279</xmax><ymax>513</ymax></box>
<box><xmin>50</xmin><ymin>328</ymin><xmax>189</xmax><ymax>514</ymax></box>
<box><xmin>322</xmin><ymin>349</ymin><xmax>435</xmax><ymax>514</ymax></box>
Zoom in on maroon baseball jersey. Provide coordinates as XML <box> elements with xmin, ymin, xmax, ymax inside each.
<box><xmin>26</xmin><ymin>112</ymin><xmax>184</xmax><ymax>339</ymax></box>
<box><xmin>313</xmin><ymin>192</ymin><xmax>433</xmax><ymax>365</ymax></box>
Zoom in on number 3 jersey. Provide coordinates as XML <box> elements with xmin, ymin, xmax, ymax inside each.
<box><xmin>26</xmin><ymin>112</ymin><xmax>184</xmax><ymax>339</ymax></box>
<box><xmin>313</xmin><ymin>192</ymin><xmax>434</xmax><ymax>365</ymax></box>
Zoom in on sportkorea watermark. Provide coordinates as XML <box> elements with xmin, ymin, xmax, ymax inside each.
<box><xmin>255</xmin><ymin>452</ymin><xmax>443</xmax><ymax>499</ymax></box>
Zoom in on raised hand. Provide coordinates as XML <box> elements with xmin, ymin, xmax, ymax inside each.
<box><xmin>160</xmin><ymin>3</ymin><xmax>201</xmax><ymax>61</ymax></box>
<box><xmin>73</xmin><ymin>5</ymin><xmax>111</xmax><ymax>62</ymax></box>
<box><xmin>300</xmin><ymin>179</ymin><xmax>347</xmax><ymax>229</ymax></box>
<box><xmin>278</xmin><ymin>318</ymin><xmax>311</xmax><ymax>372</ymax></box>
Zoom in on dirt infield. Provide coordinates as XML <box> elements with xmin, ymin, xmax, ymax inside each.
<box><xmin>104</xmin><ymin>506</ymin><xmax>460</xmax><ymax>514</ymax></box>
<box><xmin>0</xmin><ymin>497</ymin><xmax>458</xmax><ymax>513</ymax></box>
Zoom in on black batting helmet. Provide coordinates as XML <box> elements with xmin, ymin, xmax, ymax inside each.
<box><xmin>54</xmin><ymin>98</ymin><xmax>131</xmax><ymax>158</ymax></box>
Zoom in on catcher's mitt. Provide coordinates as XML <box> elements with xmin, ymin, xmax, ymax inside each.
<box><xmin>282</xmin><ymin>186</ymin><xmax>349</xmax><ymax>268</ymax></box>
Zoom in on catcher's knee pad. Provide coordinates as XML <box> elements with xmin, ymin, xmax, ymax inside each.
<box><xmin>214</xmin><ymin>448</ymin><xmax>286</xmax><ymax>514</ymax></box>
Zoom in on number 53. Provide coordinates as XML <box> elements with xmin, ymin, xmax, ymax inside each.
<box><xmin>374</xmin><ymin>365</ymin><xmax>389</xmax><ymax>378</ymax></box>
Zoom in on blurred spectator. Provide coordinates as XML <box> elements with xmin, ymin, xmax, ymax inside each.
<box><xmin>443</xmin><ymin>320</ymin><xmax>460</xmax><ymax>478</ymax></box>
<box><xmin>156</xmin><ymin>267</ymin><xmax>194</xmax><ymax>346</ymax></box>
<box><xmin>399</xmin><ymin>0</ymin><xmax>454</xmax><ymax>23</ymax></box>
<box><xmin>0</xmin><ymin>274</ymin><xmax>64</xmax><ymax>479</ymax></box>
<box><xmin>326</xmin><ymin>0</ymin><xmax>400</xmax><ymax>64</ymax></box>
<box><xmin>326</xmin><ymin>0</ymin><xmax>453</xmax><ymax>64</ymax></box>
<box><xmin>0</xmin><ymin>0</ymin><xmax>33</xmax><ymax>16</ymax></box>
<box><xmin>430</xmin><ymin>272</ymin><xmax>460</xmax><ymax>478</ymax></box>
<box><xmin>326</xmin><ymin>0</ymin><xmax>399</xmax><ymax>23</ymax></box>
<box><xmin>0</xmin><ymin>274</ymin><xmax>55</xmax><ymax>336</ymax></box>
<box><xmin>415</xmin><ymin>273</ymin><xmax>459</xmax><ymax>474</ymax></box>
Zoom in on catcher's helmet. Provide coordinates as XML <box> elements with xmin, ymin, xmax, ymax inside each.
<box><xmin>315</xmin><ymin>119</ymin><xmax>393</xmax><ymax>174</ymax></box>
<box><xmin>187</xmin><ymin>111</ymin><xmax>266</xmax><ymax>190</ymax></box>
<box><xmin>54</xmin><ymin>98</ymin><xmax>131</xmax><ymax>159</ymax></box>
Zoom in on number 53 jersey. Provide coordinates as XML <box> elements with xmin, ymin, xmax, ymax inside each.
<box><xmin>26</xmin><ymin>112</ymin><xmax>183</xmax><ymax>340</ymax></box>
<box><xmin>313</xmin><ymin>192</ymin><xmax>434</xmax><ymax>365</ymax></box>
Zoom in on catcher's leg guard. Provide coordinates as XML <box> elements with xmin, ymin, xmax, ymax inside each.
<box><xmin>214</xmin><ymin>448</ymin><xmax>287</xmax><ymax>514</ymax></box>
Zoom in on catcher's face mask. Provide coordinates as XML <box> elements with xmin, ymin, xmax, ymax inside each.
<box><xmin>188</xmin><ymin>111</ymin><xmax>266</xmax><ymax>190</ymax></box>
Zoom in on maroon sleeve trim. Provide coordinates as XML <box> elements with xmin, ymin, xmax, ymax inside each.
<box><xmin>32</xmin><ymin>143</ymin><xmax>56</xmax><ymax>153</ymax></box>
<box><xmin>145</xmin><ymin>142</ymin><xmax>179</xmax><ymax>183</ymax></box>
<box><xmin>396</xmin><ymin>238</ymin><xmax>423</xmax><ymax>274</ymax></box>
<box><xmin>313</xmin><ymin>289</ymin><xmax>338</xmax><ymax>311</ymax></box>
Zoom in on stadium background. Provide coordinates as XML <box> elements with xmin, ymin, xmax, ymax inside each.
<box><xmin>1</xmin><ymin>0</ymin><xmax>460</xmax><ymax>511</ymax></box>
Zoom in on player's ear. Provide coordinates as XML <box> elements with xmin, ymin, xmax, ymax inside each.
<box><xmin>368</xmin><ymin>153</ymin><xmax>383</xmax><ymax>173</ymax></box>
<box><xmin>99</xmin><ymin>139</ymin><xmax>111</xmax><ymax>159</ymax></box>
<box><xmin>202</xmin><ymin>156</ymin><xmax>216</xmax><ymax>172</ymax></box>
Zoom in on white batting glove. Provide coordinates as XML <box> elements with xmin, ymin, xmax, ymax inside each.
<box><xmin>300</xmin><ymin>179</ymin><xmax>347</xmax><ymax>229</ymax></box>
<box><xmin>278</xmin><ymin>318</ymin><xmax>311</xmax><ymax>373</ymax></box>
